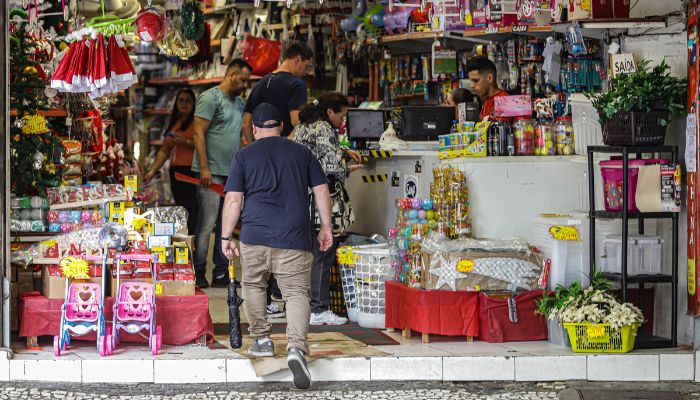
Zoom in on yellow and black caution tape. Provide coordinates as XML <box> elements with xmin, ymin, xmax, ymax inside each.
<box><xmin>361</xmin><ymin>174</ymin><xmax>388</xmax><ymax>183</ymax></box>
<box><xmin>361</xmin><ymin>150</ymin><xmax>393</xmax><ymax>162</ymax></box>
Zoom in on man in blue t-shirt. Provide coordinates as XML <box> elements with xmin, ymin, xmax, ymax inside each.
<box><xmin>241</xmin><ymin>41</ymin><xmax>312</xmax><ymax>141</ymax></box>
<box><xmin>221</xmin><ymin>103</ymin><xmax>332</xmax><ymax>390</ymax></box>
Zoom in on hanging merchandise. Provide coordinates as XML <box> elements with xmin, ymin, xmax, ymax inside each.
<box><xmin>50</xmin><ymin>23</ymin><xmax>138</xmax><ymax>97</ymax></box>
<box><xmin>134</xmin><ymin>5</ymin><xmax>166</xmax><ymax>43</ymax></box>
<box><xmin>238</xmin><ymin>33</ymin><xmax>281</xmax><ymax>76</ymax></box>
<box><xmin>180</xmin><ymin>1</ymin><xmax>205</xmax><ymax>41</ymax></box>
<box><xmin>157</xmin><ymin>15</ymin><xmax>199</xmax><ymax>60</ymax></box>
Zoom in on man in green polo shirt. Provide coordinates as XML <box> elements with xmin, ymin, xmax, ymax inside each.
<box><xmin>192</xmin><ymin>59</ymin><xmax>252</xmax><ymax>288</ymax></box>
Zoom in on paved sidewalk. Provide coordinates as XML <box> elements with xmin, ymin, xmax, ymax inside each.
<box><xmin>4</xmin><ymin>381</ymin><xmax>700</xmax><ymax>400</ymax></box>
<box><xmin>0</xmin><ymin>381</ymin><xmax>560</xmax><ymax>399</ymax></box>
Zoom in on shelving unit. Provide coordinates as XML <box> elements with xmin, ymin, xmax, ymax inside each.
<box><xmin>148</xmin><ymin>75</ymin><xmax>261</xmax><ymax>87</ymax></box>
<box><xmin>587</xmin><ymin>145</ymin><xmax>679</xmax><ymax>349</ymax></box>
<box><xmin>10</xmin><ymin>108</ymin><xmax>67</xmax><ymax>117</ymax></box>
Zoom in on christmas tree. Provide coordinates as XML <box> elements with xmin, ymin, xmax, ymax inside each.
<box><xmin>9</xmin><ymin>8</ymin><xmax>63</xmax><ymax>196</ymax></box>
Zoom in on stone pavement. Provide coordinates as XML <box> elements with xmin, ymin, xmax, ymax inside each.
<box><xmin>2</xmin><ymin>381</ymin><xmax>700</xmax><ymax>400</ymax></box>
<box><xmin>0</xmin><ymin>381</ymin><xmax>559</xmax><ymax>400</ymax></box>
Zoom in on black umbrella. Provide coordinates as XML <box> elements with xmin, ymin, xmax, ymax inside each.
<box><xmin>228</xmin><ymin>260</ymin><xmax>244</xmax><ymax>349</ymax></box>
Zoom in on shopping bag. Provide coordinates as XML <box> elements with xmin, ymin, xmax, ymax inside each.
<box><xmin>238</xmin><ymin>33</ymin><xmax>281</xmax><ymax>76</ymax></box>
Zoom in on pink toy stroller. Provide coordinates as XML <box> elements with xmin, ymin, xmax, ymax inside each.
<box><xmin>108</xmin><ymin>253</ymin><xmax>162</xmax><ymax>355</ymax></box>
<box><xmin>54</xmin><ymin>254</ymin><xmax>109</xmax><ymax>356</ymax></box>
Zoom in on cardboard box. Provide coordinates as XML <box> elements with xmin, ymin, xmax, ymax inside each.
<box><xmin>17</xmin><ymin>282</ymin><xmax>33</xmax><ymax>296</ymax></box>
<box><xmin>158</xmin><ymin>280</ymin><xmax>195</xmax><ymax>296</ymax></box>
<box><xmin>42</xmin><ymin>266</ymin><xmax>102</xmax><ymax>300</ymax></box>
<box><xmin>10</xmin><ymin>298</ymin><xmax>18</xmax><ymax>331</ymax></box>
<box><xmin>16</xmin><ymin>268</ymin><xmax>34</xmax><ymax>284</ymax></box>
<box><xmin>568</xmin><ymin>0</ymin><xmax>630</xmax><ymax>21</ymax></box>
<box><xmin>10</xmin><ymin>283</ymin><xmax>18</xmax><ymax>300</ymax></box>
<box><xmin>172</xmin><ymin>235</ymin><xmax>195</xmax><ymax>252</ymax></box>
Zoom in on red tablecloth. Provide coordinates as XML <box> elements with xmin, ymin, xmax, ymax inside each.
<box><xmin>478</xmin><ymin>290</ymin><xmax>548</xmax><ymax>343</ymax></box>
<box><xmin>385</xmin><ymin>282</ymin><xmax>480</xmax><ymax>337</ymax></box>
<box><xmin>19</xmin><ymin>289</ymin><xmax>214</xmax><ymax>345</ymax></box>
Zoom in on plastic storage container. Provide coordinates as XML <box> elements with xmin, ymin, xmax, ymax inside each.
<box><xmin>531</xmin><ymin>213</ymin><xmax>590</xmax><ymax>289</ymax></box>
<box><xmin>595</xmin><ymin>219</ymin><xmax>657</xmax><ymax>273</ymax></box>
<box><xmin>601</xmin><ymin>235</ymin><xmax>663</xmax><ymax>275</ymax></box>
<box><xmin>513</xmin><ymin>116</ymin><xmax>534</xmax><ymax>155</ymax></box>
<box><xmin>570</xmin><ymin>93</ymin><xmax>604</xmax><ymax>155</ymax></box>
<box><xmin>599</xmin><ymin>159</ymin><xmax>669</xmax><ymax>212</ymax></box>
<box><xmin>554</xmin><ymin>116</ymin><xmax>575</xmax><ymax>155</ymax></box>
<box><xmin>564</xmin><ymin>323</ymin><xmax>638</xmax><ymax>353</ymax></box>
<box><xmin>534</xmin><ymin>118</ymin><xmax>555</xmax><ymax>155</ymax></box>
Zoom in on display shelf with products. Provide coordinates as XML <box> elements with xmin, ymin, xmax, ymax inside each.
<box><xmin>587</xmin><ymin>145</ymin><xmax>679</xmax><ymax>348</ymax></box>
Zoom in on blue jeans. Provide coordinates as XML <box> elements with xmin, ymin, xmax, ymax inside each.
<box><xmin>194</xmin><ymin>174</ymin><xmax>228</xmax><ymax>279</ymax></box>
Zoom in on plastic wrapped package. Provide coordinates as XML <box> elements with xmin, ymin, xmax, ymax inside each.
<box><xmin>145</xmin><ymin>206</ymin><xmax>189</xmax><ymax>234</ymax></box>
<box><xmin>12</xmin><ymin>223</ymin><xmax>129</xmax><ymax>265</ymax></box>
<box><xmin>420</xmin><ymin>233</ymin><xmax>545</xmax><ymax>291</ymax></box>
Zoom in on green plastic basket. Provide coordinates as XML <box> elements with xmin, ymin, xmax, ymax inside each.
<box><xmin>563</xmin><ymin>323</ymin><xmax>638</xmax><ymax>353</ymax></box>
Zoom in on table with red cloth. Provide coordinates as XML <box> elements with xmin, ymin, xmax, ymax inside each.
<box><xmin>385</xmin><ymin>282</ymin><xmax>548</xmax><ymax>343</ymax></box>
<box><xmin>19</xmin><ymin>289</ymin><xmax>214</xmax><ymax>347</ymax></box>
<box><xmin>385</xmin><ymin>281</ymin><xmax>480</xmax><ymax>341</ymax></box>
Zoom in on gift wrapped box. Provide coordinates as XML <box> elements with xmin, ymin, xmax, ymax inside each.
<box><xmin>420</xmin><ymin>234</ymin><xmax>546</xmax><ymax>292</ymax></box>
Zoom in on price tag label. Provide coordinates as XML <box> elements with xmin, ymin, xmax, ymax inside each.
<box><xmin>549</xmin><ymin>226</ymin><xmax>580</xmax><ymax>241</ymax></box>
<box><xmin>587</xmin><ymin>324</ymin><xmax>606</xmax><ymax>339</ymax></box>
<box><xmin>457</xmin><ymin>259</ymin><xmax>475</xmax><ymax>273</ymax></box>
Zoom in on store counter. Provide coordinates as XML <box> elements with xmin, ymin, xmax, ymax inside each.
<box><xmin>346</xmin><ymin>150</ymin><xmax>588</xmax><ymax>238</ymax></box>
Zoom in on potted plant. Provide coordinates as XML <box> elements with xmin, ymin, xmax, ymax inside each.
<box><xmin>535</xmin><ymin>273</ymin><xmax>610</xmax><ymax>347</ymax></box>
<box><xmin>555</xmin><ymin>280</ymin><xmax>644</xmax><ymax>353</ymax></box>
<box><xmin>585</xmin><ymin>59</ymin><xmax>686</xmax><ymax>146</ymax></box>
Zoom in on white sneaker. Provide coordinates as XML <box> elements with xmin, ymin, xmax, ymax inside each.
<box><xmin>267</xmin><ymin>303</ymin><xmax>286</xmax><ymax>318</ymax></box>
<box><xmin>310</xmin><ymin>310</ymin><xmax>348</xmax><ymax>326</ymax></box>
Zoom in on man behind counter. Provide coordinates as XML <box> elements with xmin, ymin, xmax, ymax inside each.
<box><xmin>466</xmin><ymin>58</ymin><xmax>508</xmax><ymax>120</ymax></box>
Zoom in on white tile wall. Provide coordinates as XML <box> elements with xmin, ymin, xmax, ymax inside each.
<box><xmin>658</xmin><ymin>353</ymin><xmax>694</xmax><ymax>381</ymax></box>
<box><xmin>308</xmin><ymin>358</ymin><xmax>371</xmax><ymax>381</ymax></box>
<box><xmin>515</xmin><ymin>356</ymin><xmax>587</xmax><ymax>381</ymax></box>
<box><xmin>153</xmin><ymin>359</ymin><xmax>226</xmax><ymax>383</ymax></box>
<box><xmin>0</xmin><ymin>358</ymin><xmax>10</xmax><ymax>382</ymax></box>
<box><xmin>587</xmin><ymin>355</ymin><xmax>659</xmax><ymax>381</ymax></box>
<box><xmin>226</xmin><ymin>359</ymin><xmax>263</xmax><ymax>382</ymax></box>
<box><xmin>82</xmin><ymin>360</ymin><xmax>154</xmax><ymax>383</ymax></box>
<box><xmin>371</xmin><ymin>357</ymin><xmax>442</xmax><ymax>380</ymax></box>
<box><xmin>443</xmin><ymin>356</ymin><xmax>515</xmax><ymax>381</ymax></box>
<box><xmin>10</xmin><ymin>359</ymin><xmax>82</xmax><ymax>382</ymax></box>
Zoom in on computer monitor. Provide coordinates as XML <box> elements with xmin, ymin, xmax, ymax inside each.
<box><xmin>401</xmin><ymin>106</ymin><xmax>455</xmax><ymax>141</ymax></box>
<box><xmin>346</xmin><ymin>109</ymin><xmax>385</xmax><ymax>141</ymax></box>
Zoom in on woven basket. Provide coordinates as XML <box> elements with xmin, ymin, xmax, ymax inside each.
<box><xmin>602</xmin><ymin>110</ymin><xmax>669</xmax><ymax>146</ymax></box>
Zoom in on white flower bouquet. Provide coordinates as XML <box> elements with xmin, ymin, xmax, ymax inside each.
<box><xmin>555</xmin><ymin>287</ymin><xmax>644</xmax><ymax>330</ymax></box>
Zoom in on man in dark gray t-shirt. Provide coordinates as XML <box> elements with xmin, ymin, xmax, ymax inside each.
<box><xmin>221</xmin><ymin>103</ymin><xmax>332</xmax><ymax>390</ymax></box>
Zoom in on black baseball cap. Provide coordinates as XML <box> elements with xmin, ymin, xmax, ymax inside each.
<box><xmin>252</xmin><ymin>103</ymin><xmax>282</xmax><ymax>129</ymax></box>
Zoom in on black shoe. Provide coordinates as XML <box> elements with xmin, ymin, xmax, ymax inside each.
<box><xmin>196</xmin><ymin>275</ymin><xmax>209</xmax><ymax>289</ymax></box>
<box><xmin>287</xmin><ymin>347</ymin><xmax>311</xmax><ymax>389</ymax></box>
<box><xmin>211</xmin><ymin>275</ymin><xmax>230</xmax><ymax>288</ymax></box>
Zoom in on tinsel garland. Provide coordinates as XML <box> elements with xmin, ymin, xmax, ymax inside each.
<box><xmin>181</xmin><ymin>1</ymin><xmax>204</xmax><ymax>41</ymax></box>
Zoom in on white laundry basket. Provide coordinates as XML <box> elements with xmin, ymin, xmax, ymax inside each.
<box><xmin>352</xmin><ymin>244</ymin><xmax>397</xmax><ymax>329</ymax></box>
<box><xmin>339</xmin><ymin>264</ymin><xmax>358</xmax><ymax>322</ymax></box>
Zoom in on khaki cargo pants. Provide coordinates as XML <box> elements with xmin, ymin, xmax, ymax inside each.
<box><xmin>239</xmin><ymin>242</ymin><xmax>313</xmax><ymax>354</ymax></box>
